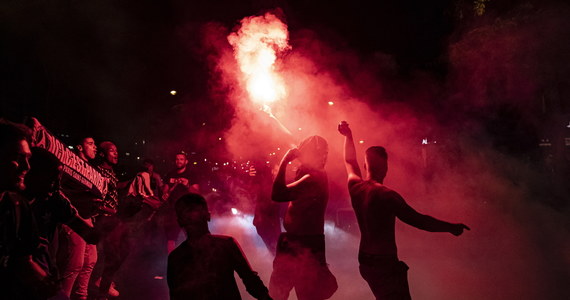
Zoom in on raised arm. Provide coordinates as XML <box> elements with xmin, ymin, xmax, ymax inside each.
<box><xmin>392</xmin><ymin>192</ymin><xmax>470</xmax><ymax>236</ymax></box>
<box><xmin>271</xmin><ymin>148</ymin><xmax>311</xmax><ymax>202</ymax></box>
<box><xmin>338</xmin><ymin>121</ymin><xmax>362</xmax><ymax>185</ymax></box>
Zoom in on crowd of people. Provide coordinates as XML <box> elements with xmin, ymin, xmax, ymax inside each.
<box><xmin>0</xmin><ymin>118</ymin><xmax>469</xmax><ymax>300</ymax></box>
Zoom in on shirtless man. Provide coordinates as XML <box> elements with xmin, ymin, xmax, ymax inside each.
<box><xmin>338</xmin><ymin>121</ymin><xmax>469</xmax><ymax>300</ymax></box>
<box><xmin>269</xmin><ymin>136</ymin><xmax>337</xmax><ymax>300</ymax></box>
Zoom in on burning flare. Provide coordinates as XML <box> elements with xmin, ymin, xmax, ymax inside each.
<box><xmin>228</xmin><ymin>13</ymin><xmax>290</xmax><ymax>106</ymax></box>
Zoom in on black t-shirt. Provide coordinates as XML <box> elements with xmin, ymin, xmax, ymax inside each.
<box><xmin>164</xmin><ymin>168</ymin><xmax>200</xmax><ymax>204</ymax></box>
<box><xmin>29</xmin><ymin>191</ymin><xmax>78</xmax><ymax>243</ymax></box>
<box><xmin>167</xmin><ymin>234</ymin><xmax>269</xmax><ymax>300</ymax></box>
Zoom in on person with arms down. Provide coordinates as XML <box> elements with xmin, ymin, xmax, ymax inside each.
<box><xmin>167</xmin><ymin>193</ymin><xmax>272</xmax><ymax>300</ymax></box>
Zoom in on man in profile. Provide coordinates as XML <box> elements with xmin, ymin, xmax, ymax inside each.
<box><xmin>0</xmin><ymin>119</ymin><xmax>57</xmax><ymax>299</ymax></box>
<box><xmin>161</xmin><ymin>152</ymin><xmax>200</xmax><ymax>253</ymax></box>
<box><xmin>167</xmin><ymin>193</ymin><xmax>272</xmax><ymax>300</ymax></box>
<box><xmin>338</xmin><ymin>121</ymin><xmax>470</xmax><ymax>300</ymax></box>
<box><xmin>269</xmin><ymin>136</ymin><xmax>337</xmax><ymax>300</ymax></box>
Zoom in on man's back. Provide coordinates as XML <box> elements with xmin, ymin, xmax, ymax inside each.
<box><xmin>167</xmin><ymin>234</ymin><xmax>268</xmax><ymax>300</ymax></box>
<box><xmin>349</xmin><ymin>180</ymin><xmax>400</xmax><ymax>256</ymax></box>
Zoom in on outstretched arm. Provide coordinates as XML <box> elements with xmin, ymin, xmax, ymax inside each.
<box><xmin>338</xmin><ymin>121</ymin><xmax>362</xmax><ymax>185</ymax></box>
<box><xmin>393</xmin><ymin>192</ymin><xmax>470</xmax><ymax>236</ymax></box>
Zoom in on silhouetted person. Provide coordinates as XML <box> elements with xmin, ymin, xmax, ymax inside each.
<box><xmin>24</xmin><ymin>147</ymin><xmax>99</xmax><ymax>299</ymax></box>
<box><xmin>269</xmin><ymin>136</ymin><xmax>338</xmax><ymax>300</ymax></box>
<box><xmin>142</xmin><ymin>158</ymin><xmax>163</xmax><ymax>198</ymax></box>
<box><xmin>161</xmin><ymin>152</ymin><xmax>200</xmax><ymax>253</ymax></box>
<box><xmin>253</xmin><ymin>162</ymin><xmax>281</xmax><ymax>254</ymax></box>
<box><xmin>338</xmin><ymin>121</ymin><xmax>470</xmax><ymax>300</ymax></box>
<box><xmin>0</xmin><ymin>119</ymin><xmax>57</xmax><ymax>299</ymax></box>
<box><xmin>167</xmin><ymin>193</ymin><xmax>272</xmax><ymax>300</ymax></box>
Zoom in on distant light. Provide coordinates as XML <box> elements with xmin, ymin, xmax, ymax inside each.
<box><xmin>277</xmin><ymin>147</ymin><xmax>280</xmax><ymax>150</ymax></box>
<box><xmin>193</xmin><ymin>162</ymin><xmax>197</xmax><ymax>165</ymax></box>
<box><xmin>288</xmin><ymin>162</ymin><xmax>292</xmax><ymax>164</ymax></box>
<box><xmin>422</xmin><ymin>138</ymin><xmax>428</xmax><ymax>145</ymax></box>
<box><xmin>298</xmin><ymin>128</ymin><xmax>302</xmax><ymax>131</ymax></box>
<box><xmin>231</xmin><ymin>208</ymin><xmax>239</xmax><ymax>215</ymax></box>
<box><xmin>266</xmin><ymin>161</ymin><xmax>270</xmax><ymax>164</ymax></box>
<box><xmin>212</xmin><ymin>188</ymin><xmax>217</xmax><ymax>192</ymax></box>
<box><xmin>567</xmin><ymin>122</ymin><xmax>570</xmax><ymax>128</ymax></box>
<box><xmin>202</xmin><ymin>122</ymin><xmax>206</xmax><ymax>126</ymax></box>
<box><xmin>359</xmin><ymin>140</ymin><xmax>364</xmax><ymax>144</ymax></box>
<box><xmin>170</xmin><ymin>90</ymin><xmax>177</xmax><ymax>95</ymax></box>
<box><xmin>68</xmin><ymin>145</ymin><xmax>74</xmax><ymax>149</ymax></box>
<box><xmin>136</xmin><ymin>157</ymin><xmax>140</xmax><ymax>160</ymax></box>
<box><xmin>204</xmin><ymin>159</ymin><xmax>207</xmax><ymax>162</ymax></box>
<box><xmin>218</xmin><ymin>137</ymin><xmax>222</xmax><ymax>141</ymax></box>
<box><xmin>142</xmin><ymin>140</ymin><xmax>146</xmax><ymax>144</ymax></box>
<box><xmin>328</xmin><ymin>101</ymin><xmax>334</xmax><ymax>106</ymax></box>
<box><xmin>154</xmin><ymin>276</ymin><xmax>164</xmax><ymax>280</ymax></box>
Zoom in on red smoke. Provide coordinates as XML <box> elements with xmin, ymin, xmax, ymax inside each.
<box><xmin>192</xmin><ymin>6</ymin><xmax>570</xmax><ymax>300</ymax></box>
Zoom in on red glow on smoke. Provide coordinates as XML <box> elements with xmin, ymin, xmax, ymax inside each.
<box><xmin>228</xmin><ymin>13</ymin><xmax>290</xmax><ymax>107</ymax></box>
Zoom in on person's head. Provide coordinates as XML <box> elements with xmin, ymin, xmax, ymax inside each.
<box><xmin>297</xmin><ymin>135</ymin><xmax>328</xmax><ymax>169</ymax></box>
<box><xmin>0</xmin><ymin>119</ymin><xmax>32</xmax><ymax>191</ymax></box>
<box><xmin>364</xmin><ymin>146</ymin><xmax>388</xmax><ymax>183</ymax></box>
<box><xmin>98</xmin><ymin>141</ymin><xmax>118</xmax><ymax>166</ymax></box>
<box><xmin>25</xmin><ymin>147</ymin><xmax>62</xmax><ymax>198</ymax></box>
<box><xmin>142</xmin><ymin>158</ymin><xmax>154</xmax><ymax>173</ymax></box>
<box><xmin>174</xmin><ymin>152</ymin><xmax>188</xmax><ymax>170</ymax></box>
<box><xmin>175</xmin><ymin>193</ymin><xmax>210</xmax><ymax>232</ymax></box>
<box><xmin>76</xmin><ymin>137</ymin><xmax>97</xmax><ymax>161</ymax></box>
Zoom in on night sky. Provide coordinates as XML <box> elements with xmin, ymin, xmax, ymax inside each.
<box><xmin>1</xmin><ymin>0</ymin><xmax>458</xmax><ymax>137</ymax></box>
<box><xmin>1</xmin><ymin>0</ymin><xmax>567</xmax><ymax>156</ymax></box>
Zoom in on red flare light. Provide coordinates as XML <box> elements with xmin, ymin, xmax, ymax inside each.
<box><xmin>228</xmin><ymin>13</ymin><xmax>290</xmax><ymax>106</ymax></box>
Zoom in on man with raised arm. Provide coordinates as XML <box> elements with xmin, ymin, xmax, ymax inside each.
<box><xmin>338</xmin><ymin>121</ymin><xmax>470</xmax><ymax>300</ymax></box>
<box><xmin>269</xmin><ymin>136</ymin><xmax>337</xmax><ymax>300</ymax></box>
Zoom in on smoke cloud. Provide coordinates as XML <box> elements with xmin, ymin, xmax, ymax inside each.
<box><xmin>192</xmin><ymin>5</ymin><xmax>569</xmax><ymax>300</ymax></box>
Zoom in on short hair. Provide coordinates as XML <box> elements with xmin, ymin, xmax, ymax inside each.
<box><xmin>98</xmin><ymin>141</ymin><xmax>115</xmax><ymax>154</ymax></box>
<box><xmin>0</xmin><ymin>119</ymin><xmax>32</xmax><ymax>150</ymax></box>
<box><xmin>365</xmin><ymin>146</ymin><xmax>388</xmax><ymax>180</ymax></box>
<box><xmin>175</xmin><ymin>193</ymin><xmax>208</xmax><ymax>215</ymax></box>
<box><xmin>365</xmin><ymin>146</ymin><xmax>388</xmax><ymax>160</ymax></box>
<box><xmin>74</xmin><ymin>136</ymin><xmax>93</xmax><ymax>147</ymax></box>
<box><xmin>175</xmin><ymin>152</ymin><xmax>188</xmax><ymax>159</ymax></box>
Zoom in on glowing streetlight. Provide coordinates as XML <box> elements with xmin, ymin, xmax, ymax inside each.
<box><xmin>328</xmin><ymin>101</ymin><xmax>334</xmax><ymax>106</ymax></box>
<box><xmin>170</xmin><ymin>90</ymin><xmax>177</xmax><ymax>95</ymax></box>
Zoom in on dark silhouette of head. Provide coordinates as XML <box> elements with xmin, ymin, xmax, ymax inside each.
<box><xmin>365</xmin><ymin>146</ymin><xmax>388</xmax><ymax>183</ymax></box>
<box><xmin>0</xmin><ymin>119</ymin><xmax>32</xmax><ymax>191</ymax></box>
<box><xmin>298</xmin><ymin>135</ymin><xmax>328</xmax><ymax>170</ymax></box>
<box><xmin>175</xmin><ymin>193</ymin><xmax>210</xmax><ymax>235</ymax></box>
<box><xmin>143</xmin><ymin>158</ymin><xmax>155</xmax><ymax>173</ymax></box>
<box><xmin>25</xmin><ymin>147</ymin><xmax>62</xmax><ymax>198</ymax></box>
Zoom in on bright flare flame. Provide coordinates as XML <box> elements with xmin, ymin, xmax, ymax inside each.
<box><xmin>228</xmin><ymin>13</ymin><xmax>290</xmax><ymax>106</ymax></box>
